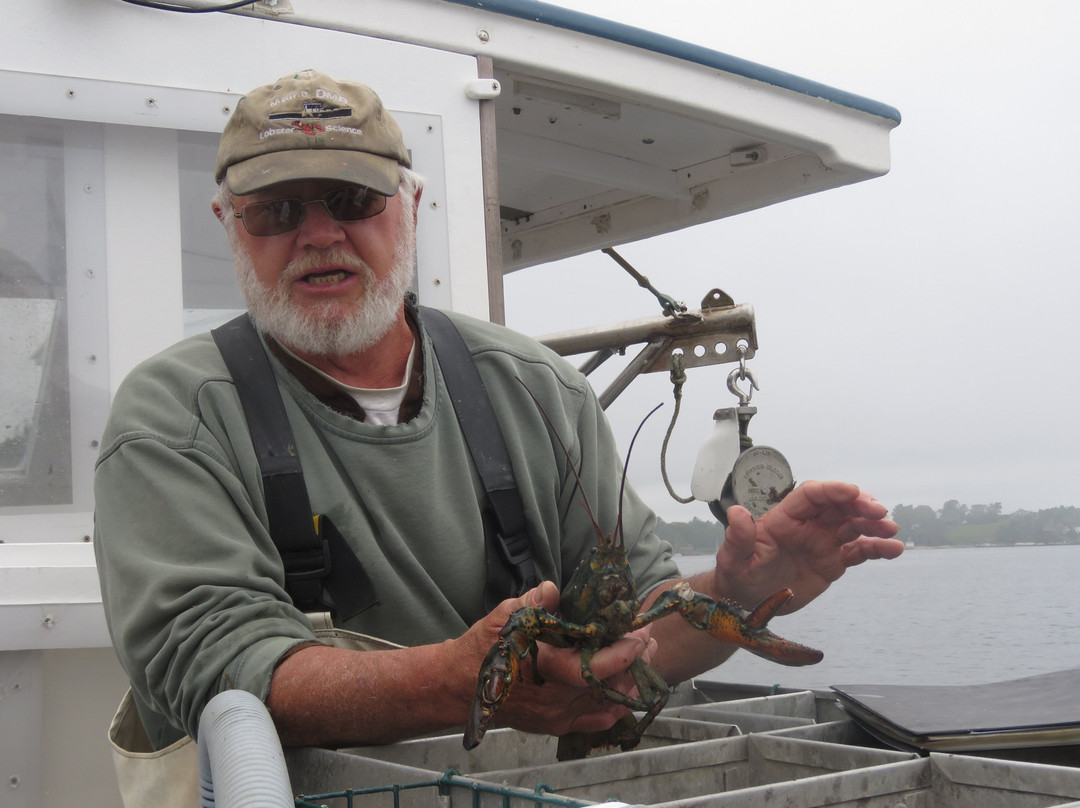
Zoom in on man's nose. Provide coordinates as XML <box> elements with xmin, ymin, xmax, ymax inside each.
<box><xmin>296</xmin><ymin>199</ymin><xmax>347</xmax><ymax>248</ymax></box>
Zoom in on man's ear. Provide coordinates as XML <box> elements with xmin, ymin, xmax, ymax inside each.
<box><xmin>211</xmin><ymin>200</ymin><xmax>226</xmax><ymax>224</ymax></box>
<box><xmin>411</xmin><ymin>185</ymin><xmax>423</xmax><ymax>227</ymax></box>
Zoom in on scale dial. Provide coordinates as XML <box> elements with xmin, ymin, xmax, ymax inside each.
<box><xmin>710</xmin><ymin>446</ymin><xmax>794</xmax><ymax>524</ymax></box>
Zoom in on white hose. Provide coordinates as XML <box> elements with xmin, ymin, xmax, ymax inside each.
<box><xmin>197</xmin><ymin>689</ymin><xmax>294</xmax><ymax>808</ymax></box>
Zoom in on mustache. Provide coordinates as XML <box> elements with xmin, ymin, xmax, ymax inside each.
<box><xmin>282</xmin><ymin>248</ymin><xmax>374</xmax><ymax>284</ymax></box>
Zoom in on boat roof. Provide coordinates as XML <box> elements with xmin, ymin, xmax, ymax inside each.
<box><xmin>447</xmin><ymin>0</ymin><xmax>902</xmax><ymax>124</ymax></box>
<box><xmin>405</xmin><ymin>0</ymin><xmax>902</xmax><ymax>270</ymax></box>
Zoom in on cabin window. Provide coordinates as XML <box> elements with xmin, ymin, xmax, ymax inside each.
<box><xmin>0</xmin><ymin>118</ymin><xmax>76</xmax><ymax>506</ymax></box>
<box><xmin>179</xmin><ymin>130</ymin><xmax>244</xmax><ymax>335</ymax></box>
<box><xmin>0</xmin><ymin>114</ymin><xmax>110</xmax><ymax>514</ymax></box>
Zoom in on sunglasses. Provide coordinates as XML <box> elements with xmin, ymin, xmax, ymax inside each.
<box><xmin>233</xmin><ymin>186</ymin><xmax>389</xmax><ymax>237</ymax></box>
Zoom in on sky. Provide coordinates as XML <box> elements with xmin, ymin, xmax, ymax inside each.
<box><xmin>502</xmin><ymin>0</ymin><xmax>1080</xmax><ymax>523</ymax></box>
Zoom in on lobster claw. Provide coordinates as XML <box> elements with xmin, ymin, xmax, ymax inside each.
<box><xmin>463</xmin><ymin>636</ymin><xmax>519</xmax><ymax>749</ymax></box>
<box><xmin>697</xmin><ymin>588</ymin><xmax>824</xmax><ymax>666</ymax></box>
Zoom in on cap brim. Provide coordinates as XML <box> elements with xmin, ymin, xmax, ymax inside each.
<box><xmin>224</xmin><ymin>150</ymin><xmax>401</xmax><ymax>196</ymax></box>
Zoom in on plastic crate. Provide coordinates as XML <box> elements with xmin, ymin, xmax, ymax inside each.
<box><xmin>641</xmin><ymin>753</ymin><xmax>1080</xmax><ymax>808</ymax></box>
<box><xmin>475</xmin><ymin>733</ymin><xmax>915</xmax><ymax>805</ymax></box>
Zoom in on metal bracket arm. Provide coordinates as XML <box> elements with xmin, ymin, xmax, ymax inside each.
<box><xmin>538</xmin><ymin>296</ymin><xmax>757</xmax><ymax>407</ymax></box>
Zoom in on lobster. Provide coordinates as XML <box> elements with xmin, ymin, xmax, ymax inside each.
<box><xmin>463</xmin><ymin>385</ymin><xmax>823</xmax><ymax>759</ymax></box>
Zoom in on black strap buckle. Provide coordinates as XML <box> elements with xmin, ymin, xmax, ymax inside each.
<box><xmin>281</xmin><ymin>541</ymin><xmax>332</xmax><ymax>583</ymax></box>
<box><xmin>496</xmin><ymin>530</ymin><xmax>532</xmax><ymax>567</ymax></box>
<box><xmin>495</xmin><ymin>530</ymin><xmax>540</xmax><ymax>591</ymax></box>
<box><xmin>280</xmin><ymin>540</ymin><xmax>331</xmax><ymax>610</ymax></box>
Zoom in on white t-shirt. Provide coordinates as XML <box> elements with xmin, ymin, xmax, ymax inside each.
<box><xmin>279</xmin><ymin>338</ymin><xmax>417</xmax><ymax>425</ymax></box>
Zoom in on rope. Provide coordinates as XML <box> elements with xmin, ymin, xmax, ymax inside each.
<box><xmin>660</xmin><ymin>353</ymin><xmax>695</xmax><ymax>504</ymax></box>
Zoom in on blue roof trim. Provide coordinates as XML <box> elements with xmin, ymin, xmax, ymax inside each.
<box><xmin>444</xmin><ymin>0</ymin><xmax>901</xmax><ymax>124</ymax></box>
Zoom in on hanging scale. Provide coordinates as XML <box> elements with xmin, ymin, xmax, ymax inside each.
<box><xmin>708</xmin><ymin>348</ymin><xmax>795</xmax><ymax>525</ymax></box>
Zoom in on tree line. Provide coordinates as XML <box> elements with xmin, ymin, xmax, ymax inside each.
<box><xmin>655</xmin><ymin>502</ymin><xmax>1080</xmax><ymax>553</ymax></box>
<box><xmin>655</xmin><ymin>516</ymin><xmax>723</xmax><ymax>554</ymax></box>
<box><xmin>890</xmin><ymin>501</ymin><xmax>1080</xmax><ymax>547</ymax></box>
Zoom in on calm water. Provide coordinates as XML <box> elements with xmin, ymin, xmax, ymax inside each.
<box><xmin>676</xmin><ymin>544</ymin><xmax>1080</xmax><ymax>690</ymax></box>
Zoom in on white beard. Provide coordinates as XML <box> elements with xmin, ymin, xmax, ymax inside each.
<box><xmin>229</xmin><ymin>204</ymin><xmax>416</xmax><ymax>357</ymax></box>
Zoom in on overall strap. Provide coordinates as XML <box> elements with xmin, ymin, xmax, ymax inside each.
<box><xmin>211</xmin><ymin>314</ymin><xmax>376</xmax><ymax>621</ymax></box>
<box><xmin>421</xmin><ymin>307</ymin><xmax>539</xmax><ymax>608</ymax></box>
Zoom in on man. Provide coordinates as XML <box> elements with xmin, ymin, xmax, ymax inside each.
<box><xmin>94</xmin><ymin>69</ymin><xmax>902</xmax><ymax>753</ymax></box>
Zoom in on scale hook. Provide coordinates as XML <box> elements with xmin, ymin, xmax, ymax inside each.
<box><xmin>726</xmin><ymin>366</ymin><xmax>759</xmax><ymax>406</ymax></box>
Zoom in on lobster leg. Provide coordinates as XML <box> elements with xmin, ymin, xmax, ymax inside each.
<box><xmin>635</xmin><ymin>583</ymin><xmax>824</xmax><ymax>666</ymax></box>
<box><xmin>575</xmin><ymin>646</ymin><xmax>650</xmax><ymax>711</ymax></box>
<box><xmin>618</xmin><ymin>656</ymin><xmax>670</xmax><ymax>748</ymax></box>
<box><xmin>555</xmin><ymin>655</ymin><xmax>670</xmax><ymax>760</ymax></box>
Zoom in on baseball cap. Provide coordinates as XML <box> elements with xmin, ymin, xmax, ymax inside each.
<box><xmin>215</xmin><ymin>69</ymin><xmax>411</xmax><ymax>196</ymax></box>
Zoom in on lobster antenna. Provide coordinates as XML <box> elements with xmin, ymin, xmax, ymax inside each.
<box><xmin>616</xmin><ymin>402</ymin><xmax>664</xmax><ymax>545</ymax></box>
<box><xmin>516</xmin><ymin>378</ymin><xmax>604</xmax><ymax>541</ymax></box>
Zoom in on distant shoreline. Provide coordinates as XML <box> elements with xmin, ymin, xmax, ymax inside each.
<box><xmin>671</xmin><ymin>539</ymin><xmax>1080</xmax><ymax>557</ymax></box>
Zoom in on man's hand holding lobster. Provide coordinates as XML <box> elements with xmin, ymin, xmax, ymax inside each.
<box><xmin>452</xmin><ymin>580</ymin><xmax>655</xmax><ymax>739</ymax></box>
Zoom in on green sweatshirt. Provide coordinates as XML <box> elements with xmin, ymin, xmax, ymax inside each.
<box><xmin>93</xmin><ymin>308</ymin><xmax>677</xmax><ymax>747</ymax></box>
